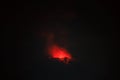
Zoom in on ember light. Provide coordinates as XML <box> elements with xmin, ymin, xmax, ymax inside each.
<box><xmin>48</xmin><ymin>45</ymin><xmax>72</xmax><ymax>64</ymax></box>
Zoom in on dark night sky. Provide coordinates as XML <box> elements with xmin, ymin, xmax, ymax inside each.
<box><xmin>3</xmin><ymin>0</ymin><xmax>117</xmax><ymax>80</ymax></box>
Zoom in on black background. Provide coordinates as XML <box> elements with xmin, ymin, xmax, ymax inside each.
<box><xmin>3</xmin><ymin>0</ymin><xmax>118</xmax><ymax>80</ymax></box>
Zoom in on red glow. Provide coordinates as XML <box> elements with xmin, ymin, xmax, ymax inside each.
<box><xmin>48</xmin><ymin>45</ymin><xmax>72</xmax><ymax>64</ymax></box>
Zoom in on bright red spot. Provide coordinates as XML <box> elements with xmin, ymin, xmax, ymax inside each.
<box><xmin>48</xmin><ymin>45</ymin><xmax>72</xmax><ymax>64</ymax></box>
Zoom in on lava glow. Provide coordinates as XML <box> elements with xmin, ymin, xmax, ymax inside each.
<box><xmin>48</xmin><ymin>45</ymin><xmax>72</xmax><ymax>64</ymax></box>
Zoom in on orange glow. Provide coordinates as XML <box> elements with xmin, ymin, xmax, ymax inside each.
<box><xmin>48</xmin><ymin>45</ymin><xmax>72</xmax><ymax>64</ymax></box>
